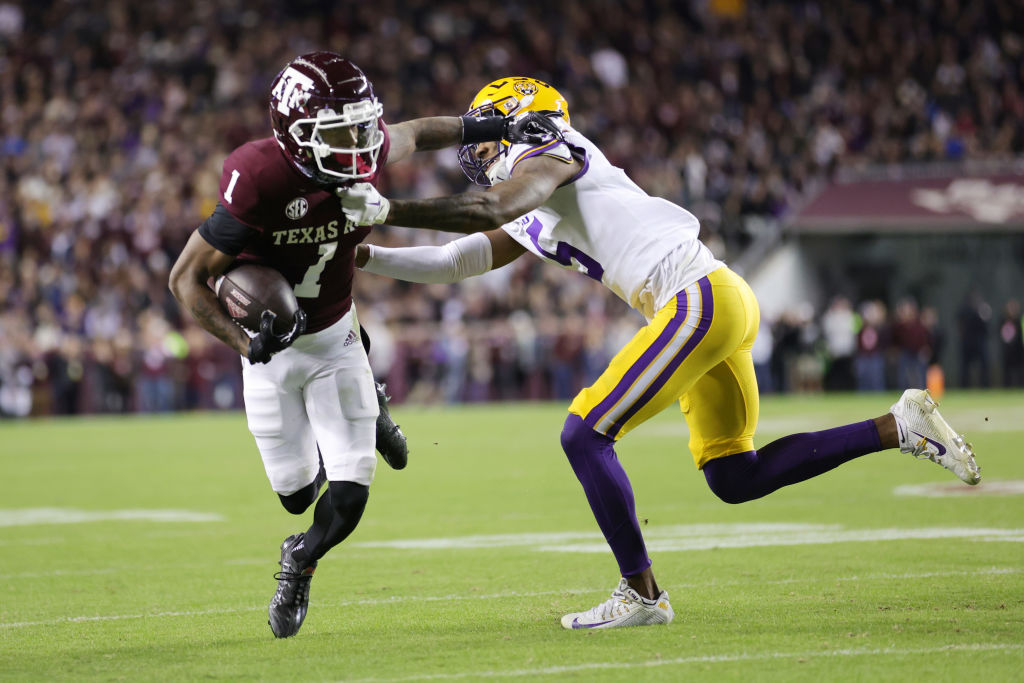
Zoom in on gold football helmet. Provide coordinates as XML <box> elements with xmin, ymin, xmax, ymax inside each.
<box><xmin>466</xmin><ymin>77</ymin><xmax>570</xmax><ymax>122</ymax></box>
<box><xmin>458</xmin><ymin>77</ymin><xmax>569</xmax><ymax>185</ymax></box>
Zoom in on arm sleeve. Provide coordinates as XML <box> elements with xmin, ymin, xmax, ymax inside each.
<box><xmin>198</xmin><ymin>203</ymin><xmax>259</xmax><ymax>256</ymax></box>
<box><xmin>359</xmin><ymin>232</ymin><xmax>493</xmax><ymax>284</ymax></box>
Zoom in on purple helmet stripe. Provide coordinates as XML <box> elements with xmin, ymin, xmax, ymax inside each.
<box><xmin>605</xmin><ymin>276</ymin><xmax>714</xmax><ymax>439</ymax></box>
<box><xmin>583</xmin><ymin>290</ymin><xmax>689</xmax><ymax>431</ymax></box>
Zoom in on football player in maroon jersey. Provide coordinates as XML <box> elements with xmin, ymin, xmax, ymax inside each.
<box><xmin>168</xmin><ymin>51</ymin><xmax>545</xmax><ymax>637</ymax></box>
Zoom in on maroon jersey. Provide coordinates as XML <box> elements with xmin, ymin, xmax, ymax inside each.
<box><xmin>200</xmin><ymin>123</ymin><xmax>390</xmax><ymax>334</ymax></box>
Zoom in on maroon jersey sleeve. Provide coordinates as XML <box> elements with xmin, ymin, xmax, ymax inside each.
<box><xmin>218</xmin><ymin>144</ymin><xmax>281</xmax><ymax>228</ymax></box>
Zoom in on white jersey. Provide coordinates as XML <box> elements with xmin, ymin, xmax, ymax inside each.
<box><xmin>499</xmin><ymin>125</ymin><xmax>723</xmax><ymax>320</ymax></box>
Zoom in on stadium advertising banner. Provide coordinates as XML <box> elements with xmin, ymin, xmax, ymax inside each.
<box><xmin>790</xmin><ymin>173</ymin><xmax>1024</xmax><ymax>232</ymax></box>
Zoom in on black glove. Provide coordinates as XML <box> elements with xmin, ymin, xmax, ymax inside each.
<box><xmin>247</xmin><ymin>309</ymin><xmax>307</xmax><ymax>364</ymax></box>
<box><xmin>460</xmin><ymin>111</ymin><xmax>565</xmax><ymax>146</ymax></box>
<box><xmin>505</xmin><ymin>111</ymin><xmax>565</xmax><ymax>146</ymax></box>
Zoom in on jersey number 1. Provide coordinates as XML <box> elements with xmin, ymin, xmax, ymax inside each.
<box><xmin>294</xmin><ymin>242</ymin><xmax>338</xmax><ymax>298</ymax></box>
<box><xmin>224</xmin><ymin>169</ymin><xmax>241</xmax><ymax>204</ymax></box>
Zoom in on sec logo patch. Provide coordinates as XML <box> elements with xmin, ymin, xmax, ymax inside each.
<box><xmin>285</xmin><ymin>197</ymin><xmax>309</xmax><ymax>220</ymax></box>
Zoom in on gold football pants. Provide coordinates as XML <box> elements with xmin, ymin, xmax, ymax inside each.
<box><xmin>569</xmin><ymin>267</ymin><xmax>761</xmax><ymax>468</ymax></box>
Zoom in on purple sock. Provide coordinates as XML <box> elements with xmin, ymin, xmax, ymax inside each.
<box><xmin>561</xmin><ymin>413</ymin><xmax>651</xmax><ymax>577</ymax></box>
<box><xmin>703</xmin><ymin>419</ymin><xmax>883</xmax><ymax>504</ymax></box>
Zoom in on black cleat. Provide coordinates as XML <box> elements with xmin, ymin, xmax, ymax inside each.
<box><xmin>268</xmin><ymin>533</ymin><xmax>317</xmax><ymax>638</ymax></box>
<box><xmin>375</xmin><ymin>382</ymin><xmax>408</xmax><ymax>470</ymax></box>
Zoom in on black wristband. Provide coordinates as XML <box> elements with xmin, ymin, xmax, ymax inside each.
<box><xmin>460</xmin><ymin>115</ymin><xmax>506</xmax><ymax>144</ymax></box>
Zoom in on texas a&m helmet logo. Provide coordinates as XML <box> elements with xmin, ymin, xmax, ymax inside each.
<box><xmin>285</xmin><ymin>197</ymin><xmax>309</xmax><ymax>220</ymax></box>
<box><xmin>272</xmin><ymin>67</ymin><xmax>315</xmax><ymax>115</ymax></box>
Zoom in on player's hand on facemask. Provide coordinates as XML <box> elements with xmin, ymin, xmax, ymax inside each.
<box><xmin>336</xmin><ymin>183</ymin><xmax>390</xmax><ymax>226</ymax></box>
<box><xmin>505</xmin><ymin>111</ymin><xmax>565</xmax><ymax>146</ymax></box>
<box><xmin>248</xmin><ymin>309</ymin><xmax>307</xmax><ymax>364</ymax></box>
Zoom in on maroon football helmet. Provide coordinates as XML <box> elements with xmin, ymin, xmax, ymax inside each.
<box><xmin>269</xmin><ymin>52</ymin><xmax>384</xmax><ymax>186</ymax></box>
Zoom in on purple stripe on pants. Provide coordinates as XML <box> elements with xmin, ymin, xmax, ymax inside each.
<box><xmin>583</xmin><ymin>289</ymin><xmax>689</xmax><ymax>431</ymax></box>
<box><xmin>606</xmin><ymin>276</ymin><xmax>714</xmax><ymax>439</ymax></box>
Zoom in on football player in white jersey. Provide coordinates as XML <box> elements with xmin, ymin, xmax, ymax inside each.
<box><xmin>339</xmin><ymin>77</ymin><xmax>981</xmax><ymax>630</ymax></box>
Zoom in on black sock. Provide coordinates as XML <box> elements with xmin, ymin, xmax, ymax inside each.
<box><xmin>292</xmin><ymin>481</ymin><xmax>369</xmax><ymax>565</ymax></box>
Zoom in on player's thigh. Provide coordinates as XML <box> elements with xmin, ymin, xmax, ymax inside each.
<box><xmin>682</xmin><ymin>350</ymin><xmax>759</xmax><ymax>468</ymax></box>
<box><xmin>242</xmin><ymin>362</ymin><xmax>319</xmax><ymax>495</ymax></box>
<box><xmin>570</xmin><ymin>275</ymin><xmax>725</xmax><ymax>440</ymax></box>
<box><xmin>682</xmin><ymin>270</ymin><xmax>761</xmax><ymax>468</ymax></box>
<box><xmin>303</xmin><ymin>355</ymin><xmax>379</xmax><ymax>486</ymax></box>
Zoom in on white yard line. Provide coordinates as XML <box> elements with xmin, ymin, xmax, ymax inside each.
<box><xmin>353</xmin><ymin>523</ymin><xmax>1024</xmax><ymax>552</ymax></box>
<box><xmin>0</xmin><ymin>508</ymin><xmax>224</xmax><ymax>527</ymax></box>
<box><xmin>343</xmin><ymin>643</ymin><xmax>1024</xmax><ymax>682</ymax></box>
<box><xmin>1</xmin><ymin>567</ymin><xmax>1018</xmax><ymax>630</ymax></box>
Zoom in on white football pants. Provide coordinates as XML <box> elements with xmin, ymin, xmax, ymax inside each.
<box><xmin>242</xmin><ymin>307</ymin><xmax>378</xmax><ymax>494</ymax></box>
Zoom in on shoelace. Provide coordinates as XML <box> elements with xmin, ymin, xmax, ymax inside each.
<box><xmin>580</xmin><ymin>589</ymin><xmax>632</xmax><ymax>621</ymax></box>
<box><xmin>271</xmin><ymin>570</ymin><xmax>312</xmax><ymax>606</ymax></box>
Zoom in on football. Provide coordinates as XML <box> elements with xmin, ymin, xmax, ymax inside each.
<box><xmin>215</xmin><ymin>264</ymin><xmax>301</xmax><ymax>336</ymax></box>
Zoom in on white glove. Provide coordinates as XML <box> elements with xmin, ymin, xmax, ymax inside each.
<box><xmin>336</xmin><ymin>182</ymin><xmax>390</xmax><ymax>226</ymax></box>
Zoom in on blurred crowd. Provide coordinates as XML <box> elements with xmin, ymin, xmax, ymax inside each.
<box><xmin>751</xmin><ymin>293</ymin><xmax>1024</xmax><ymax>397</ymax></box>
<box><xmin>2</xmin><ymin>0</ymin><xmax>1023</xmax><ymax>416</ymax></box>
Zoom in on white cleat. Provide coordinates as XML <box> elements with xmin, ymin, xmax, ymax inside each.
<box><xmin>890</xmin><ymin>389</ymin><xmax>981</xmax><ymax>485</ymax></box>
<box><xmin>561</xmin><ymin>578</ymin><xmax>674</xmax><ymax>630</ymax></box>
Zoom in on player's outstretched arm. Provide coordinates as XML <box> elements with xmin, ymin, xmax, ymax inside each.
<box><xmin>355</xmin><ymin>229</ymin><xmax>526</xmax><ymax>284</ymax></box>
<box><xmin>340</xmin><ymin>154</ymin><xmax>579</xmax><ymax>233</ymax></box>
<box><xmin>169</xmin><ymin>230</ymin><xmax>252</xmax><ymax>356</ymax></box>
<box><xmin>385</xmin><ymin>117</ymin><xmax>463</xmax><ymax>165</ymax></box>
<box><xmin>385</xmin><ymin>112</ymin><xmax>563</xmax><ymax>166</ymax></box>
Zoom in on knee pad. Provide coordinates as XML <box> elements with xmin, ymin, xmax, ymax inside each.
<box><xmin>327</xmin><ymin>480</ymin><xmax>369</xmax><ymax>517</ymax></box>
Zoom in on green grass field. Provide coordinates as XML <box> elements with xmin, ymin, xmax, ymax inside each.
<box><xmin>1</xmin><ymin>392</ymin><xmax>1022</xmax><ymax>681</ymax></box>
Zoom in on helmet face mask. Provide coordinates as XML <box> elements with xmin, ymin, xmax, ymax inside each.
<box><xmin>270</xmin><ymin>53</ymin><xmax>385</xmax><ymax>186</ymax></box>
<box><xmin>286</xmin><ymin>99</ymin><xmax>384</xmax><ymax>183</ymax></box>
<box><xmin>457</xmin><ymin>77</ymin><xmax>570</xmax><ymax>186</ymax></box>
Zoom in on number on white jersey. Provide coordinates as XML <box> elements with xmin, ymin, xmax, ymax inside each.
<box><xmin>293</xmin><ymin>241</ymin><xmax>338</xmax><ymax>298</ymax></box>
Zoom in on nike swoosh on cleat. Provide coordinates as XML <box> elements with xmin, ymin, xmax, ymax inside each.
<box><xmin>571</xmin><ymin>617</ymin><xmax>614</xmax><ymax>629</ymax></box>
<box><xmin>910</xmin><ymin>431</ymin><xmax>947</xmax><ymax>456</ymax></box>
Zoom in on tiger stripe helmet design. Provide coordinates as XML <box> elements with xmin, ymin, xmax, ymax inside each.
<box><xmin>458</xmin><ymin>77</ymin><xmax>570</xmax><ymax>185</ymax></box>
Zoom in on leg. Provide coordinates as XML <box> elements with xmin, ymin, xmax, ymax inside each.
<box><xmin>702</xmin><ymin>388</ymin><xmax>979</xmax><ymax>504</ymax></box>
<box><xmin>685</xmin><ymin>291</ymin><xmax>890</xmax><ymax>502</ymax></box>
<box><xmin>242</xmin><ymin>354</ymin><xmax>327</xmax><ymax>639</ymax></box>
<box><xmin>562</xmin><ymin>271</ymin><xmax>747</xmax><ymax>627</ymax></box>
<box><xmin>278</xmin><ymin>481</ymin><xmax>320</xmax><ymax>515</ymax></box>
<box><xmin>361</xmin><ymin>322</ymin><xmax>409</xmax><ymax>469</ymax></box>
<box><xmin>561</xmin><ymin>414</ymin><xmax>651</xmax><ymax>581</ymax></box>
<box><xmin>374</xmin><ymin>381</ymin><xmax>409</xmax><ymax>470</ymax></box>
<box><xmin>242</xmin><ymin>359</ymin><xmax>320</xmax><ymax>505</ymax></box>
<box><xmin>264</xmin><ymin>311</ymin><xmax>378</xmax><ymax>638</ymax></box>
<box><xmin>297</xmin><ymin>325</ymin><xmax>379</xmax><ymax>562</ymax></box>
<box><xmin>291</xmin><ymin>480</ymin><xmax>369</xmax><ymax>565</ymax></box>
<box><xmin>702</xmin><ymin>420</ymin><xmax>884</xmax><ymax>504</ymax></box>
<box><xmin>277</xmin><ymin>450</ymin><xmax>327</xmax><ymax>515</ymax></box>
